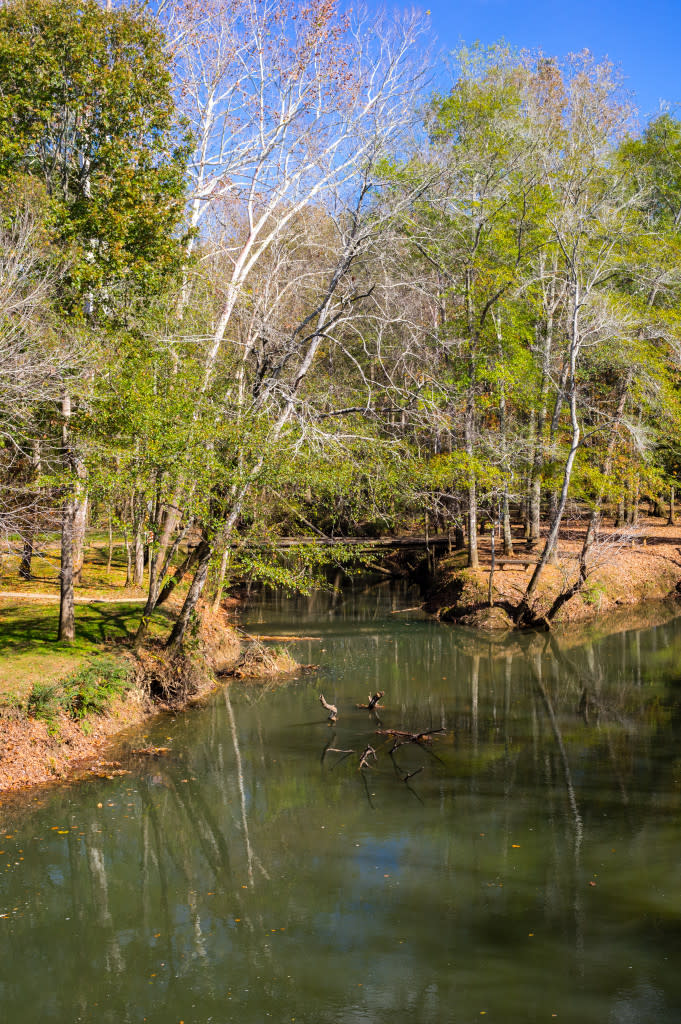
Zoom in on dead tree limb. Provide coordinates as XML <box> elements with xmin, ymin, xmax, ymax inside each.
<box><xmin>358</xmin><ymin>745</ymin><xmax>377</xmax><ymax>770</ymax></box>
<box><xmin>376</xmin><ymin>727</ymin><xmax>445</xmax><ymax>750</ymax></box>
<box><xmin>319</xmin><ymin>693</ymin><xmax>338</xmax><ymax>723</ymax></box>
<box><xmin>356</xmin><ymin>691</ymin><xmax>385</xmax><ymax>710</ymax></box>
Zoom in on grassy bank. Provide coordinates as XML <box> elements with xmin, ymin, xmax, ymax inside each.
<box><xmin>0</xmin><ymin>598</ymin><xmax>172</xmax><ymax>699</ymax></box>
<box><xmin>0</xmin><ymin>537</ymin><xmax>306</xmax><ymax>792</ymax></box>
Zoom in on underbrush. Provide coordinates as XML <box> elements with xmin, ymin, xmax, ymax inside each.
<box><xmin>20</xmin><ymin>658</ymin><xmax>133</xmax><ymax>732</ymax></box>
<box><xmin>231</xmin><ymin>641</ymin><xmax>299</xmax><ymax>679</ymax></box>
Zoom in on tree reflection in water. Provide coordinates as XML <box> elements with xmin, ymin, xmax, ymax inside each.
<box><xmin>1</xmin><ymin>592</ymin><xmax>681</xmax><ymax>1022</ymax></box>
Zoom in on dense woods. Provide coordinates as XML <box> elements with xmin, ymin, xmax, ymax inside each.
<box><xmin>3</xmin><ymin>0</ymin><xmax>681</xmax><ymax>643</ymax></box>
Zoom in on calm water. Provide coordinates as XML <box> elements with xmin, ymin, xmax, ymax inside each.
<box><xmin>2</xmin><ymin>584</ymin><xmax>681</xmax><ymax>1023</ymax></box>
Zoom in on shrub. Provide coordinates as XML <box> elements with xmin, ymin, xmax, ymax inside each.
<box><xmin>24</xmin><ymin>658</ymin><xmax>132</xmax><ymax>726</ymax></box>
<box><xmin>61</xmin><ymin>659</ymin><xmax>131</xmax><ymax>719</ymax></box>
<box><xmin>26</xmin><ymin>682</ymin><xmax>61</xmax><ymax>724</ymax></box>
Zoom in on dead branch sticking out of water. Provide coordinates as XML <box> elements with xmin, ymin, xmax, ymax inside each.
<box><xmin>319</xmin><ymin>693</ymin><xmax>338</xmax><ymax>723</ymax></box>
<box><xmin>356</xmin><ymin>691</ymin><xmax>385</xmax><ymax>710</ymax></box>
<box><xmin>358</xmin><ymin>745</ymin><xmax>377</xmax><ymax>770</ymax></box>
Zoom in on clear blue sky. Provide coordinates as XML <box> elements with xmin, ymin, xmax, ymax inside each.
<box><xmin>389</xmin><ymin>0</ymin><xmax>681</xmax><ymax>126</ymax></box>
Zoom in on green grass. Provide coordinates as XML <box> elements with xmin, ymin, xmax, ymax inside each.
<box><xmin>0</xmin><ymin>533</ymin><xmax>195</xmax><ymax>701</ymax></box>
<box><xmin>0</xmin><ymin>599</ymin><xmax>174</xmax><ymax>700</ymax></box>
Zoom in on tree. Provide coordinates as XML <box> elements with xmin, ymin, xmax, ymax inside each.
<box><xmin>377</xmin><ymin>46</ymin><xmax>546</xmax><ymax>568</ymax></box>
<box><xmin>121</xmin><ymin>0</ymin><xmax>431</xmax><ymax>648</ymax></box>
<box><xmin>0</xmin><ymin>0</ymin><xmax>189</xmax><ymax>640</ymax></box>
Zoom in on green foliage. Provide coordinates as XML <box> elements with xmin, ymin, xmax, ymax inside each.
<box><xmin>25</xmin><ymin>657</ymin><xmax>132</xmax><ymax>726</ymax></box>
<box><xmin>0</xmin><ymin>0</ymin><xmax>189</xmax><ymax>316</ymax></box>
<box><xmin>61</xmin><ymin>658</ymin><xmax>131</xmax><ymax>719</ymax></box>
<box><xmin>26</xmin><ymin>681</ymin><xmax>61</xmax><ymax>724</ymax></box>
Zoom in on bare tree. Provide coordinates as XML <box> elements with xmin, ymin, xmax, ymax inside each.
<box><xmin>0</xmin><ymin>204</ymin><xmax>74</xmax><ymax>557</ymax></box>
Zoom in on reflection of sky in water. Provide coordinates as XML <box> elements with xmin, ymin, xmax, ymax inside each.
<box><xmin>1</xmin><ymin>588</ymin><xmax>681</xmax><ymax>1021</ymax></box>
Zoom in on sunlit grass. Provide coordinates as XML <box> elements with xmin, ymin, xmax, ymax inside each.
<box><xmin>0</xmin><ymin>534</ymin><xmax>185</xmax><ymax>699</ymax></box>
<box><xmin>0</xmin><ymin>598</ymin><xmax>175</xmax><ymax>700</ymax></box>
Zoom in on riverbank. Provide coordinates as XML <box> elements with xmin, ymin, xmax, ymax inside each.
<box><xmin>425</xmin><ymin>516</ymin><xmax>681</xmax><ymax>629</ymax></box>
<box><xmin>0</xmin><ymin>596</ymin><xmax>234</xmax><ymax>791</ymax></box>
<box><xmin>0</xmin><ymin>591</ymin><xmax>304</xmax><ymax>793</ymax></box>
<box><xmin>0</xmin><ymin>530</ymin><xmax>318</xmax><ymax>792</ymax></box>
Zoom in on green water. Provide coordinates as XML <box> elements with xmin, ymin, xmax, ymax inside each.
<box><xmin>2</xmin><ymin>585</ymin><xmax>681</xmax><ymax>1023</ymax></box>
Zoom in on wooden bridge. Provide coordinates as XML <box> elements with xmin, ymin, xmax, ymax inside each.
<box><xmin>245</xmin><ymin>536</ymin><xmax>538</xmax><ymax>568</ymax></box>
<box><xmin>251</xmin><ymin>534</ymin><xmax>452</xmax><ymax>551</ymax></box>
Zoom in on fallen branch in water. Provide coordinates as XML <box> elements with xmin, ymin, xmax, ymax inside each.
<box><xmin>376</xmin><ymin>727</ymin><xmax>445</xmax><ymax>750</ymax></box>
<box><xmin>319</xmin><ymin>693</ymin><xmax>338</xmax><ymax>723</ymax></box>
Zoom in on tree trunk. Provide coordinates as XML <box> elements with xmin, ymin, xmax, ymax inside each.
<box><xmin>467</xmin><ymin>477</ymin><xmax>478</xmax><ymax>569</ymax></box>
<box><xmin>527</xmin><ymin>408</ymin><xmax>541</xmax><ymax>550</ymax></box>
<box><xmin>19</xmin><ymin>440</ymin><xmax>41</xmax><ymax>580</ymax></box>
<box><xmin>58</xmin><ymin>394</ymin><xmax>76</xmax><ymax>642</ymax></box>
<box><xmin>123</xmin><ymin>527</ymin><xmax>132</xmax><ymax>587</ymax></box>
<box><xmin>19</xmin><ymin>534</ymin><xmax>35</xmax><ymax>580</ymax></box>
<box><xmin>528</xmin><ymin>472</ymin><xmax>541</xmax><ymax>550</ymax></box>
<box><xmin>668</xmin><ymin>485</ymin><xmax>676</xmax><ymax>526</ymax></box>
<box><xmin>523</xmin><ymin>489</ymin><xmax>531</xmax><ymax>541</ymax></box>
<box><xmin>155</xmin><ymin>538</ymin><xmax>209</xmax><ymax>608</ymax></box>
<box><xmin>107</xmin><ymin>513</ymin><xmax>113</xmax><ymax>572</ymax></box>
<box><xmin>133</xmin><ymin>526</ymin><xmax>145</xmax><ymax>586</ymax></box>
<box><xmin>135</xmin><ymin>521</ymin><xmax>193</xmax><ymax>646</ymax></box>
<box><xmin>528</xmin><ymin>267</ymin><xmax>557</xmax><ymax>552</ymax></box>
<box><xmin>541</xmin><ymin>372</ymin><xmax>631</xmax><ymax>624</ymax></box>
<box><xmin>488</xmin><ymin>521</ymin><xmax>496</xmax><ymax>608</ymax></box>
<box><xmin>166</xmin><ymin>545</ymin><xmax>212</xmax><ymax>650</ymax></box>
<box><xmin>72</xmin><ymin>491</ymin><xmax>89</xmax><ymax>585</ymax></box>
<box><xmin>59</xmin><ymin>500</ymin><xmax>75</xmax><ymax>642</ymax></box>
<box><xmin>464</xmin><ymin>394</ymin><xmax>478</xmax><ymax>569</ymax></box>
<box><xmin>631</xmin><ymin>476</ymin><xmax>640</xmax><ymax>526</ymax></box>
<box><xmin>211</xmin><ymin>542</ymin><xmax>232</xmax><ymax>613</ymax></box>
<box><xmin>516</xmin><ymin>288</ymin><xmax>582</xmax><ymax>627</ymax></box>
<box><xmin>502</xmin><ymin>483</ymin><xmax>513</xmax><ymax>556</ymax></box>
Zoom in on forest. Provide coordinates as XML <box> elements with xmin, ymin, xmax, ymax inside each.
<box><xmin>2</xmin><ymin>0</ymin><xmax>681</xmax><ymax>645</ymax></box>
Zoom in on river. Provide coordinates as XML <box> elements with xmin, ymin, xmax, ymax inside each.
<box><xmin>1</xmin><ymin>582</ymin><xmax>681</xmax><ymax>1022</ymax></box>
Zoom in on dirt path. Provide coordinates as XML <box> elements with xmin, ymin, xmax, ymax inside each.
<box><xmin>0</xmin><ymin>592</ymin><xmax>147</xmax><ymax>603</ymax></box>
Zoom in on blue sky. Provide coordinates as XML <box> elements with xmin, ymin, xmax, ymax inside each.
<box><xmin>390</xmin><ymin>0</ymin><xmax>681</xmax><ymax>126</ymax></box>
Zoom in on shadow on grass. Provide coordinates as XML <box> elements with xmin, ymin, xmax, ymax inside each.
<box><xmin>0</xmin><ymin>601</ymin><xmax>175</xmax><ymax>656</ymax></box>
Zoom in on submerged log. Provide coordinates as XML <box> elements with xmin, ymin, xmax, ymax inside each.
<box><xmin>376</xmin><ymin>726</ymin><xmax>445</xmax><ymax>750</ymax></box>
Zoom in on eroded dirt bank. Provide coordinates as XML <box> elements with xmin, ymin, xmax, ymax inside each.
<box><xmin>425</xmin><ymin>517</ymin><xmax>681</xmax><ymax>630</ymax></box>
<box><xmin>0</xmin><ymin>606</ymin><xmax>302</xmax><ymax>795</ymax></box>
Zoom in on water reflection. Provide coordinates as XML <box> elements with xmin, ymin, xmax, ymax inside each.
<box><xmin>1</xmin><ymin>587</ymin><xmax>681</xmax><ymax>1022</ymax></box>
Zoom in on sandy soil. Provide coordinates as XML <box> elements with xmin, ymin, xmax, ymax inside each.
<box><xmin>428</xmin><ymin>515</ymin><xmax>681</xmax><ymax>626</ymax></box>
